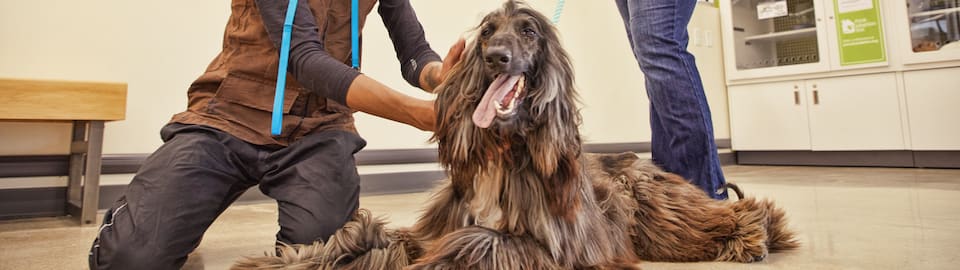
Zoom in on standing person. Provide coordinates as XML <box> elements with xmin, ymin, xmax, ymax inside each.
<box><xmin>88</xmin><ymin>0</ymin><xmax>463</xmax><ymax>269</ymax></box>
<box><xmin>615</xmin><ymin>0</ymin><xmax>728</xmax><ymax>199</ymax></box>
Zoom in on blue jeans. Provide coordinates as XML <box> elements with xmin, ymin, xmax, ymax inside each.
<box><xmin>616</xmin><ymin>0</ymin><xmax>727</xmax><ymax>199</ymax></box>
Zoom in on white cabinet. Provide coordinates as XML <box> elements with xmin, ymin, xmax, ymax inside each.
<box><xmin>720</xmin><ymin>0</ymin><xmax>831</xmax><ymax>80</ymax></box>
<box><xmin>720</xmin><ymin>0</ymin><xmax>959</xmax><ymax>153</ymax></box>
<box><xmin>903</xmin><ymin>67</ymin><xmax>960</xmax><ymax>150</ymax></box>
<box><xmin>720</xmin><ymin>0</ymin><xmax>891</xmax><ymax>80</ymax></box>
<box><xmin>891</xmin><ymin>0</ymin><xmax>960</xmax><ymax>64</ymax></box>
<box><xmin>729</xmin><ymin>81</ymin><xmax>813</xmax><ymax>150</ymax></box>
<box><xmin>806</xmin><ymin>74</ymin><xmax>906</xmax><ymax>150</ymax></box>
<box><xmin>729</xmin><ymin>73</ymin><xmax>906</xmax><ymax>150</ymax></box>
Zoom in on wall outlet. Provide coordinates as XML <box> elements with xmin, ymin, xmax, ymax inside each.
<box><xmin>692</xmin><ymin>27</ymin><xmax>703</xmax><ymax>47</ymax></box>
<box><xmin>705</xmin><ymin>30</ymin><xmax>713</xmax><ymax>48</ymax></box>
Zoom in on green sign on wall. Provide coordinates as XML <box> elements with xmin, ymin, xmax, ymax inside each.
<box><xmin>834</xmin><ymin>0</ymin><xmax>886</xmax><ymax>65</ymax></box>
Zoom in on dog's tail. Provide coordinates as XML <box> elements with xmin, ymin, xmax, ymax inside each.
<box><xmin>725</xmin><ymin>182</ymin><xmax>745</xmax><ymax>200</ymax></box>
<box><xmin>722</xmin><ymin>183</ymin><xmax>797</xmax><ymax>252</ymax></box>
<box><xmin>717</xmin><ymin>198</ymin><xmax>799</xmax><ymax>262</ymax></box>
<box><xmin>738</xmin><ymin>198</ymin><xmax>800</xmax><ymax>252</ymax></box>
<box><xmin>759</xmin><ymin>199</ymin><xmax>800</xmax><ymax>252</ymax></box>
<box><xmin>231</xmin><ymin>209</ymin><xmax>418</xmax><ymax>270</ymax></box>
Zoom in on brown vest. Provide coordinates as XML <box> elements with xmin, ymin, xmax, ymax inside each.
<box><xmin>170</xmin><ymin>0</ymin><xmax>378</xmax><ymax>146</ymax></box>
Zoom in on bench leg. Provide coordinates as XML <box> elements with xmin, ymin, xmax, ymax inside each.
<box><xmin>66</xmin><ymin>120</ymin><xmax>104</xmax><ymax>225</ymax></box>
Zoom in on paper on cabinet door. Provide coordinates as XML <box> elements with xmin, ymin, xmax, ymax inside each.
<box><xmin>757</xmin><ymin>0</ymin><xmax>789</xmax><ymax>20</ymax></box>
<box><xmin>837</xmin><ymin>0</ymin><xmax>873</xmax><ymax>13</ymax></box>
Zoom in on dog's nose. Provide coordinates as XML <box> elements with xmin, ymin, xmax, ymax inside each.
<box><xmin>484</xmin><ymin>47</ymin><xmax>512</xmax><ymax>69</ymax></box>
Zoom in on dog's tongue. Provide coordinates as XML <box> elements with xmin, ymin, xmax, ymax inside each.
<box><xmin>472</xmin><ymin>75</ymin><xmax>521</xmax><ymax>128</ymax></box>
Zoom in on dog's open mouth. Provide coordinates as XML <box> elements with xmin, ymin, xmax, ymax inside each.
<box><xmin>472</xmin><ymin>74</ymin><xmax>526</xmax><ymax>128</ymax></box>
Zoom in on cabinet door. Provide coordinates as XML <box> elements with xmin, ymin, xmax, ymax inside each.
<box><xmin>719</xmin><ymin>0</ymin><xmax>833</xmax><ymax>80</ymax></box>
<box><xmin>728</xmin><ymin>81</ymin><xmax>812</xmax><ymax>150</ymax></box>
<box><xmin>822</xmin><ymin>0</ymin><xmax>890</xmax><ymax>70</ymax></box>
<box><xmin>903</xmin><ymin>67</ymin><xmax>960</xmax><ymax>150</ymax></box>
<box><xmin>892</xmin><ymin>0</ymin><xmax>960</xmax><ymax>64</ymax></box>
<box><xmin>806</xmin><ymin>73</ymin><xmax>906</xmax><ymax>150</ymax></box>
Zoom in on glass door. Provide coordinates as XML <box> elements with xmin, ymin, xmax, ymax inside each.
<box><xmin>724</xmin><ymin>0</ymin><xmax>831</xmax><ymax>79</ymax></box>
<box><xmin>904</xmin><ymin>0</ymin><xmax>960</xmax><ymax>63</ymax></box>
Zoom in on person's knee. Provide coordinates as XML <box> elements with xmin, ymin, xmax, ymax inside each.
<box><xmin>90</xmin><ymin>230</ymin><xmax>171</xmax><ymax>270</ymax></box>
<box><xmin>91</xmin><ymin>244</ymin><xmax>170</xmax><ymax>270</ymax></box>
<box><xmin>89</xmin><ymin>204</ymin><xmax>185</xmax><ymax>270</ymax></box>
<box><xmin>278</xmin><ymin>217</ymin><xmax>347</xmax><ymax>245</ymax></box>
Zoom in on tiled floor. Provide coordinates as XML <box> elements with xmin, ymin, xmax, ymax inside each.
<box><xmin>2</xmin><ymin>165</ymin><xmax>959</xmax><ymax>269</ymax></box>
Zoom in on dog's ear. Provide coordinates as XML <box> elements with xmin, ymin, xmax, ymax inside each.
<box><xmin>431</xmin><ymin>37</ymin><xmax>492</xmax><ymax>195</ymax></box>
<box><xmin>523</xmin><ymin>5</ymin><xmax>580</xmax><ymax>175</ymax></box>
<box><xmin>520</xmin><ymin>7</ymin><xmax>583</xmax><ymax>220</ymax></box>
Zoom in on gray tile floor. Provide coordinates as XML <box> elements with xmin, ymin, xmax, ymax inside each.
<box><xmin>2</xmin><ymin>165</ymin><xmax>959</xmax><ymax>269</ymax></box>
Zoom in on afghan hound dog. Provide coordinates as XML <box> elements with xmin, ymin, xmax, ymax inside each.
<box><xmin>233</xmin><ymin>1</ymin><xmax>797</xmax><ymax>269</ymax></box>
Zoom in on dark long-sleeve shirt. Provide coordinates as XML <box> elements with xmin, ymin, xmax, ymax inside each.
<box><xmin>254</xmin><ymin>0</ymin><xmax>441</xmax><ymax>105</ymax></box>
<box><xmin>171</xmin><ymin>0</ymin><xmax>440</xmax><ymax>146</ymax></box>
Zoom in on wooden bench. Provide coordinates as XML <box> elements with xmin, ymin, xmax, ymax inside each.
<box><xmin>0</xmin><ymin>79</ymin><xmax>127</xmax><ymax>225</ymax></box>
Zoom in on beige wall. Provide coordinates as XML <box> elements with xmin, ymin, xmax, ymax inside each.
<box><xmin>0</xmin><ymin>0</ymin><xmax>728</xmax><ymax>155</ymax></box>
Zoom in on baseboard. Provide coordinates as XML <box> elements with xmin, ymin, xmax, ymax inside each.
<box><xmin>736</xmin><ymin>150</ymin><xmax>960</xmax><ymax>168</ymax></box>
<box><xmin>0</xmin><ymin>140</ymin><xmax>737</xmax><ymax>219</ymax></box>
<box><xmin>718</xmin><ymin>151</ymin><xmax>737</xmax><ymax>166</ymax></box>
<box><xmin>912</xmin><ymin>151</ymin><xmax>960</xmax><ymax>168</ymax></box>
<box><xmin>0</xmin><ymin>140</ymin><xmax>733</xmax><ymax>178</ymax></box>
<box><xmin>0</xmin><ymin>170</ymin><xmax>447</xmax><ymax>220</ymax></box>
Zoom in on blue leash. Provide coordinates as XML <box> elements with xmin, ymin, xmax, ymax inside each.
<box><xmin>552</xmin><ymin>0</ymin><xmax>565</xmax><ymax>24</ymax></box>
<box><xmin>272</xmin><ymin>0</ymin><xmax>360</xmax><ymax>136</ymax></box>
<box><xmin>351</xmin><ymin>0</ymin><xmax>360</xmax><ymax>70</ymax></box>
<box><xmin>271</xmin><ymin>0</ymin><xmax>299</xmax><ymax>136</ymax></box>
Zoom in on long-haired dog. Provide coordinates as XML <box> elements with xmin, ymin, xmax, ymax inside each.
<box><xmin>233</xmin><ymin>1</ymin><xmax>797</xmax><ymax>269</ymax></box>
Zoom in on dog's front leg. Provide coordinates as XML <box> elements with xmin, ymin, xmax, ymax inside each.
<box><xmin>409</xmin><ymin>182</ymin><xmax>472</xmax><ymax>243</ymax></box>
<box><xmin>407</xmin><ymin>226</ymin><xmax>563</xmax><ymax>269</ymax></box>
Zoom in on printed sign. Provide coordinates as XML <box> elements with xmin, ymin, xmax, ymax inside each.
<box><xmin>757</xmin><ymin>0</ymin><xmax>789</xmax><ymax>20</ymax></box>
<box><xmin>834</xmin><ymin>0</ymin><xmax>886</xmax><ymax>65</ymax></box>
<box><xmin>836</xmin><ymin>0</ymin><xmax>873</xmax><ymax>13</ymax></box>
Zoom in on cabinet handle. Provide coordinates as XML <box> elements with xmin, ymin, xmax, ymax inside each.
<box><xmin>794</xmin><ymin>91</ymin><xmax>800</xmax><ymax>105</ymax></box>
<box><xmin>813</xmin><ymin>90</ymin><xmax>820</xmax><ymax>105</ymax></box>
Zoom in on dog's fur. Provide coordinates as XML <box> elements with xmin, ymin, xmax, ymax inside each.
<box><xmin>233</xmin><ymin>1</ymin><xmax>797</xmax><ymax>269</ymax></box>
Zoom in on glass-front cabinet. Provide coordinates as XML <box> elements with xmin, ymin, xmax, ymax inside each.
<box><xmin>721</xmin><ymin>0</ymin><xmax>834</xmax><ymax>79</ymax></box>
<box><xmin>902</xmin><ymin>0</ymin><xmax>960</xmax><ymax>63</ymax></box>
<box><xmin>720</xmin><ymin>0</ymin><xmax>894</xmax><ymax>80</ymax></box>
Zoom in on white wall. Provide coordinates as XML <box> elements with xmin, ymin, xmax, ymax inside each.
<box><xmin>0</xmin><ymin>0</ymin><xmax>729</xmax><ymax>155</ymax></box>
<box><xmin>0</xmin><ymin>1</ymin><xmax>229</xmax><ymax>155</ymax></box>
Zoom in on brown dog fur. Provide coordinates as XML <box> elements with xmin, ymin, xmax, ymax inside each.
<box><xmin>233</xmin><ymin>1</ymin><xmax>797</xmax><ymax>269</ymax></box>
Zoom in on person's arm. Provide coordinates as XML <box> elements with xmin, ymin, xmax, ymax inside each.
<box><xmin>255</xmin><ymin>0</ymin><xmax>358</xmax><ymax>106</ymax></box>
<box><xmin>378</xmin><ymin>0</ymin><xmax>447</xmax><ymax>92</ymax></box>
<box><xmin>255</xmin><ymin>0</ymin><xmax>436</xmax><ymax>131</ymax></box>
<box><xmin>346</xmin><ymin>75</ymin><xmax>434</xmax><ymax>131</ymax></box>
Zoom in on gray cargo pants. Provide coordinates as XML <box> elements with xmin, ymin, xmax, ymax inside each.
<box><xmin>89</xmin><ymin>123</ymin><xmax>365</xmax><ymax>269</ymax></box>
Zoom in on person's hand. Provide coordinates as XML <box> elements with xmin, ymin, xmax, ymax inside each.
<box><xmin>421</xmin><ymin>38</ymin><xmax>466</xmax><ymax>92</ymax></box>
<box><xmin>439</xmin><ymin>38</ymin><xmax>466</xmax><ymax>83</ymax></box>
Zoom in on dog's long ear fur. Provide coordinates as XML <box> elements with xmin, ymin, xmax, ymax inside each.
<box><xmin>431</xmin><ymin>1</ymin><xmax>583</xmax><ymax>219</ymax></box>
<box><xmin>518</xmin><ymin>4</ymin><xmax>583</xmax><ymax>219</ymax></box>
<box><xmin>431</xmin><ymin>31</ymin><xmax>490</xmax><ymax>196</ymax></box>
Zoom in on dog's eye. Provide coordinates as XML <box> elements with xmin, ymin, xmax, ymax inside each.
<box><xmin>481</xmin><ymin>27</ymin><xmax>493</xmax><ymax>37</ymax></box>
<box><xmin>522</xmin><ymin>28</ymin><xmax>537</xmax><ymax>37</ymax></box>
